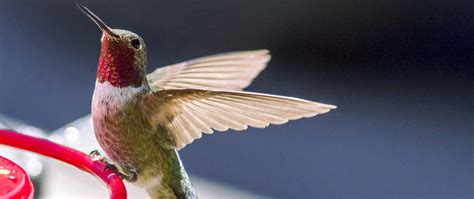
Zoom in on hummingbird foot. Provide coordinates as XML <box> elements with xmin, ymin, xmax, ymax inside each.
<box><xmin>121</xmin><ymin>165</ymin><xmax>138</xmax><ymax>182</ymax></box>
<box><xmin>88</xmin><ymin>150</ymin><xmax>138</xmax><ymax>182</ymax></box>
<box><xmin>88</xmin><ymin>149</ymin><xmax>108</xmax><ymax>163</ymax></box>
<box><xmin>104</xmin><ymin>163</ymin><xmax>138</xmax><ymax>182</ymax></box>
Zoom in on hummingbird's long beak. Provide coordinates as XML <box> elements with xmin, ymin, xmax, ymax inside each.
<box><xmin>77</xmin><ymin>3</ymin><xmax>119</xmax><ymax>38</ymax></box>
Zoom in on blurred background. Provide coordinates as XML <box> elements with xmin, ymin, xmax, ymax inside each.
<box><xmin>0</xmin><ymin>0</ymin><xmax>472</xmax><ymax>198</ymax></box>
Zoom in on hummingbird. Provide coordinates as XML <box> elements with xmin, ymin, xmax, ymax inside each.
<box><xmin>77</xmin><ymin>4</ymin><xmax>336</xmax><ymax>199</ymax></box>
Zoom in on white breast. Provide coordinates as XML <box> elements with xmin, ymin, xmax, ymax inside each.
<box><xmin>92</xmin><ymin>81</ymin><xmax>148</xmax><ymax>117</ymax></box>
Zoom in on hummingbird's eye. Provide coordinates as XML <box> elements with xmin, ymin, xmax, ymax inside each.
<box><xmin>131</xmin><ymin>38</ymin><xmax>140</xmax><ymax>49</ymax></box>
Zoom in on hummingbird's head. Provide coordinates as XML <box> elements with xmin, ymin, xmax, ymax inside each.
<box><xmin>77</xmin><ymin>4</ymin><xmax>147</xmax><ymax>88</ymax></box>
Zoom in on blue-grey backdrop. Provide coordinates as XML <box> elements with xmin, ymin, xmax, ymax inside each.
<box><xmin>0</xmin><ymin>1</ymin><xmax>472</xmax><ymax>198</ymax></box>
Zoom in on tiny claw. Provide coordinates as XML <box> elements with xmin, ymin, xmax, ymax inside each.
<box><xmin>89</xmin><ymin>149</ymin><xmax>99</xmax><ymax>156</ymax></box>
<box><xmin>89</xmin><ymin>149</ymin><xmax>107</xmax><ymax>163</ymax></box>
<box><xmin>89</xmin><ymin>149</ymin><xmax>101</xmax><ymax>159</ymax></box>
<box><xmin>104</xmin><ymin>163</ymin><xmax>119</xmax><ymax>173</ymax></box>
<box><xmin>103</xmin><ymin>163</ymin><xmax>137</xmax><ymax>182</ymax></box>
<box><xmin>124</xmin><ymin>169</ymin><xmax>138</xmax><ymax>182</ymax></box>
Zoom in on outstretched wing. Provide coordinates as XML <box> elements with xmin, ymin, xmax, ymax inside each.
<box><xmin>141</xmin><ymin>89</ymin><xmax>336</xmax><ymax>150</ymax></box>
<box><xmin>146</xmin><ymin>50</ymin><xmax>270</xmax><ymax>91</ymax></box>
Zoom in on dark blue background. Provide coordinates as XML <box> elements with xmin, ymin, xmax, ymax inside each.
<box><xmin>0</xmin><ymin>1</ymin><xmax>472</xmax><ymax>198</ymax></box>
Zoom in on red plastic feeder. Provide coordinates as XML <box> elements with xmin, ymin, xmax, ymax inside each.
<box><xmin>0</xmin><ymin>156</ymin><xmax>34</xmax><ymax>199</ymax></box>
<box><xmin>0</xmin><ymin>129</ymin><xmax>127</xmax><ymax>199</ymax></box>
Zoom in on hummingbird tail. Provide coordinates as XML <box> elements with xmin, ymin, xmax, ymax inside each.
<box><xmin>146</xmin><ymin>150</ymin><xmax>197</xmax><ymax>199</ymax></box>
<box><xmin>145</xmin><ymin>177</ymin><xmax>196</xmax><ymax>199</ymax></box>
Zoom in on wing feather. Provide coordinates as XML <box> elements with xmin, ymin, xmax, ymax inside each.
<box><xmin>147</xmin><ymin>50</ymin><xmax>270</xmax><ymax>91</ymax></box>
<box><xmin>142</xmin><ymin>89</ymin><xmax>336</xmax><ymax>149</ymax></box>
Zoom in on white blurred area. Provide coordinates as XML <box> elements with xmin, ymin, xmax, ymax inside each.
<box><xmin>0</xmin><ymin>114</ymin><xmax>46</xmax><ymax>179</ymax></box>
<box><xmin>0</xmin><ymin>115</ymin><xmax>261</xmax><ymax>198</ymax></box>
